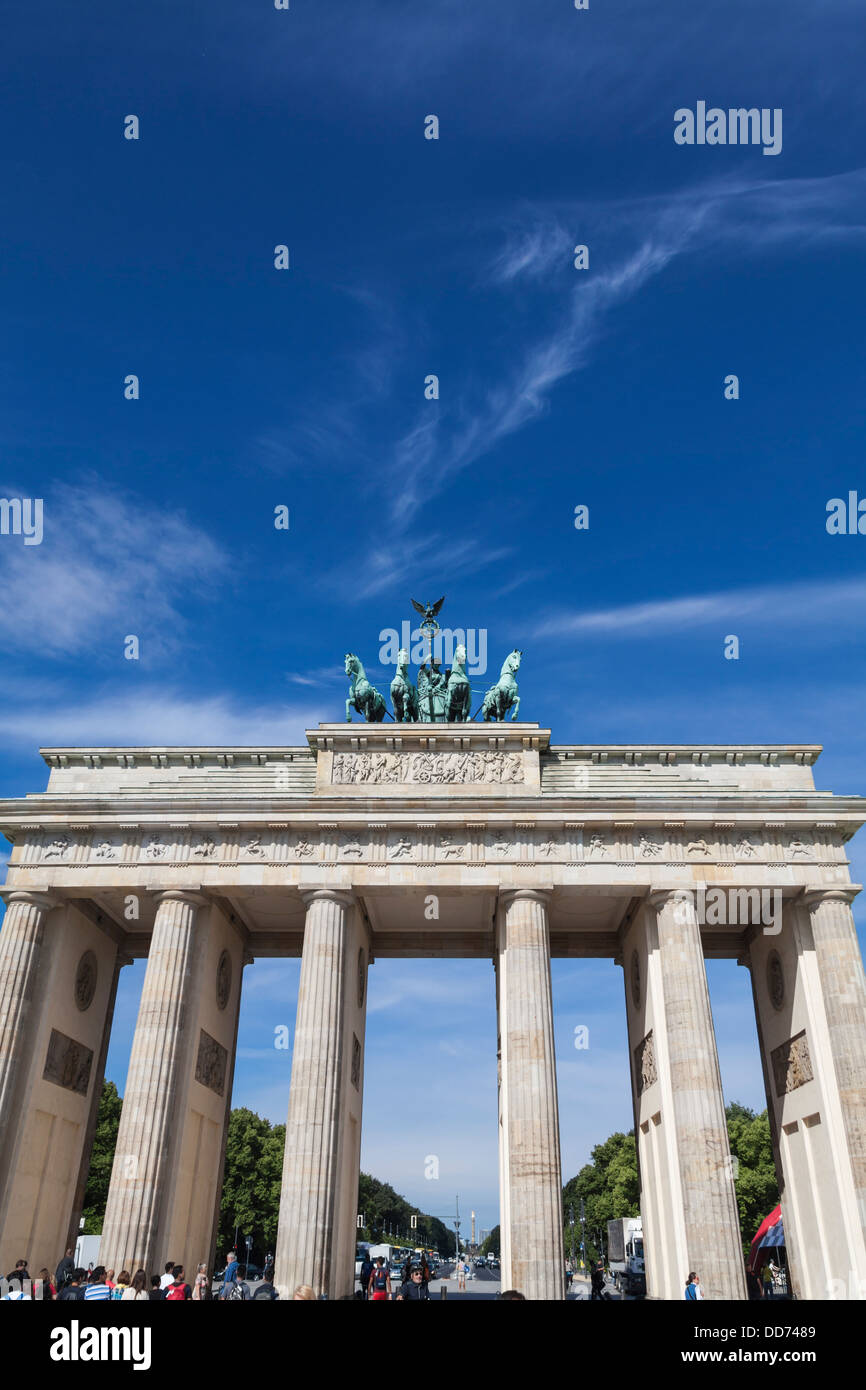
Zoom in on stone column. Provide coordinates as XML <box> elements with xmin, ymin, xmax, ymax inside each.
<box><xmin>802</xmin><ymin>889</ymin><xmax>866</xmax><ymax>1255</ymax></box>
<box><xmin>275</xmin><ymin>889</ymin><xmax>357</xmax><ymax>1300</ymax></box>
<box><xmin>645</xmin><ymin>890</ymin><xmax>744</xmax><ymax>1299</ymax></box>
<box><xmin>0</xmin><ymin>892</ymin><xmax>58</xmax><ymax>1193</ymax></box>
<box><xmin>100</xmin><ymin>890</ymin><xmax>205</xmax><ymax>1274</ymax></box>
<box><xmin>496</xmin><ymin>888</ymin><xmax>564</xmax><ymax>1300</ymax></box>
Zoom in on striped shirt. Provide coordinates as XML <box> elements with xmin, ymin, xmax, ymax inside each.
<box><xmin>84</xmin><ymin>1283</ymin><xmax>112</xmax><ymax>1300</ymax></box>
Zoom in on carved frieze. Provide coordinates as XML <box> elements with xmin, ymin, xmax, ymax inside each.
<box><xmin>331</xmin><ymin>751</ymin><xmax>524</xmax><ymax>786</ymax></box>
<box><xmin>195</xmin><ymin>1029</ymin><xmax>228</xmax><ymax>1096</ymax></box>
<box><xmin>43</xmin><ymin>1029</ymin><xmax>93</xmax><ymax>1096</ymax></box>
<box><xmin>771</xmin><ymin>1030</ymin><xmax>813</xmax><ymax>1097</ymax></box>
<box><xmin>634</xmin><ymin>1030</ymin><xmax>657</xmax><ymax>1095</ymax></box>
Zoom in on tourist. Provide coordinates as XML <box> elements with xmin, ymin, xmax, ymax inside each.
<box><xmin>263</xmin><ymin>1252</ymin><xmax>275</xmax><ymax>1283</ymax></box>
<box><xmin>159</xmin><ymin>1260</ymin><xmax>175</xmax><ymax>1291</ymax></box>
<box><xmin>105</xmin><ymin>1267</ymin><xmax>116</xmax><ymax>1292</ymax></box>
<box><xmin>36</xmin><ymin>1267</ymin><xmax>57</xmax><ymax>1300</ymax></box>
<box><xmin>591</xmin><ymin>1260</ymin><xmax>606</xmax><ymax>1300</ymax></box>
<box><xmin>112</xmin><ymin>1270</ymin><xmax>131</xmax><ymax>1300</ymax></box>
<box><xmin>684</xmin><ymin>1271</ymin><xmax>703</xmax><ymax>1300</ymax></box>
<box><xmin>219</xmin><ymin>1249</ymin><xmax>239</xmax><ymax>1299</ymax></box>
<box><xmin>761</xmin><ymin>1260</ymin><xmax>773</xmax><ymax>1298</ymax></box>
<box><xmin>419</xmin><ymin>1254</ymin><xmax>432</xmax><ymax>1289</ymax></box>
<box><xmin>57</xmin><ymin>1269</ymin><xmax>86</xmax><ymax>1301</ymax></box>
<box><xmin>84</xmin><ymin>1266</ymin><xmax>112</xmax><ymax>1300</ymax></box>
<box><xmin>148</xmin><ymin>1275</ymin><xmax>165</xmax><ymax>1301</ymax></box>
<box><xmin>396</xmin><ymin>1267</ymin><xmax>429</xmax><ymax>1300</ymax></box>
<box><xmin>745</xmin><ymin>1262</ymin><xmax>762</xmax><ymax>1300</ymax></box>
<box><xmin>457</xmin><ymin>1260</ymin><xmax>466</xmax><ymax>1292</ymax></box>
<box><xmin>4</xmin><ymin>1259</ymin><xmax>29</xmax><ymax>1290</ymax></box>
<box><xmin>498</xmin><ymin>1290</ymin><xmax>525</xmax><ymax>1300</ymax></box>
<box><xmin>123</xmin><ymin>1270</ymin><xmax>149</xmax><ymax>1301</ymax></box>
<box><xmin>359</xmin><ymin>1251</ymin><xmax>374</xmax><ymax>1296</ymax></box>
<box><xmin>55</xmin><ymin>1248</ymin><xmax>75</xmax><ymax>1291</ymax></box>
<box><xmin>292</xmin><ymin>1284</ymin><xmax>316</xmax><ymax>1300</ymax></box>
<box><xmin>368</xmin><ymin>1258</ymin><xmax>391</xmax><ymax>1301</ymax></box>
<box><xmin>165</xmin><ymin>1264</ymin><xmax>193</xmax><ymax>1300</ymax></box>
<box><xmin>191</xmin><ymin>1262</ymin><xmax>210</xmax><ymax>1300</ymax></box>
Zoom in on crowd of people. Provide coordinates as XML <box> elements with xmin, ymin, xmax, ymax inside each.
<box><xmin>1</xmin><ymin>1247</ymin><xmax>292</xmax><ymax>1301</ymax></box>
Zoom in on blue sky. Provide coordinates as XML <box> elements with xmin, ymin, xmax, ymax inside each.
<box><xmin>1</xmin><ymin>1</ymin><xmax>865</xmax><ymax>1237</ymax></box>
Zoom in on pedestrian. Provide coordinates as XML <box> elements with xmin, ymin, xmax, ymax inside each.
<box><xmin>565</xmin><ymin>1264</ymin><xmax>573</xmax><ymax>1292</ymax></box>
<box><xmin>36</xmin><ymin>1268</ymin><xmax>57</xmax><ymax>1300</ymax></box>
<box><xmin>57</xmin><ymin>1269</ymin><xmax>86</xmax><ymax>1301</ymax></box>
<box><xmin>359</xmin><ymin>1251</ymin><xmax>374</xmax><ymax>1296</ymax></box>
<box><xmin>591</xmin><ymin>1260</ymin><xmax>606</xmax><ymax>1300</ymax></box>
<box><xmin>292</xmin><ymin>1284</ymin><xmax>316</xmax><ymax>1300</ymax></box>
<box><xmin>105</xmin><ymin>1267</ymin><xmax>116</xmax><ymax>1292</ymax></box>
<box><xmin>84</xmin><ymin>1266</ymin><xmax>112</xmax><ymax>1301</ymax></box>
<box><xmin>419</xmin><ymin>1254</ymin><xmax>432</xmax><ymax>1289</ymax></box>
<box><xmin>122</xmin><ymin>1270</ymin><xmax>149</xmax><ymax>1301</ymax></box>
<box><xmin>745</xmin><ymin>1262</ymin><xmax>762</xmax><ymax>1300</ymax></box>
<box><xmin>148</xmin><ymin>1275</ymin><xmax>165</xmax><ymax>1301</ymax></box>
<box><xmin>55</xmin><ymin>1248</ymin><xmax>75</xmax><ymax>1291</ymax></box>
<box><xmin>219</xmin><ymin>1250</ymin><xmax>239</xmax><ymax>1299</ymax></box>
<box><xmin>112</xmin><ymin>1270</ymin><xmax>131</xmax><ymax>1300</ymax></box>
<box><xmin>396</xmin><ymin>1267</ymin><xmax>430</xmax><ymax>1300</ymax></box>
<box><xmin>4</xmin><ymin>1259</ymin><xmax>29</xmax><ymax>1290</ymax></box>
<box><xmin>761</xmin><ymin>1261</ymin><xmax>773</xmax><ymax>1298</ymax></box>
<box><xmin>368</xmin><ymin>1257</ymin><xmax>391</xmax><ymax>1301</ymax></box>
<box><xmin>165</xmin><ymin>1264</ymin><xmax>193</xmax><ymax>1301</ymax></box>
<box><xmin>684</xmin><ymin>1271</ymin><xmax>703</xmax><ymax>1300</ymax></box>
<box><xmin>498</xmin><ymin>1290</ymin><xmax>525</xmax><ymax>1300</ymax></box>
<box><xmin>457</xmin><ymin>1260</ymin><xmax>466</xmax><ymax>1291</ymax></box>
<box><xmin>191</xmin><ymin>1263</ymin><xmax>209</xmax><ymax>1300</ymax></box>
<box><xmin>159</xmin><ymin>1261</ymin><xmax>175</xmax><ymax>1291</ymax></box>
<box><xmin>263</xmin><ymin>1253</ymin><xmax>275</xmax><ymax>1283</ymax></box>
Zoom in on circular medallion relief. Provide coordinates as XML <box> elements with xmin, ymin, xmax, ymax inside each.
<box><xmin>75</xmin><ymin>950</ymin><xmax>98</xmax><ymax>1012</ymax></box>
<box><xmin>358</xmin><ymin>948</ymin><xmax>366</xmax><ymax>1009</ymax></box>
<box><xmin>216</xmin><ymin>950</ymin><xmax>232</xmax><ymax>1011</ymax></box>
<box><xmin>767</xmin><ymin>950</ymin><xmax>784</xmax><ymax>1012</ymax></box>
<box><xmin>630</xmin><ymin>951</ymin><xmax>641</xmax><ymax>1009</ymax></box>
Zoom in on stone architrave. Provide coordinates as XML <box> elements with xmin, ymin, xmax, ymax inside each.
<box><xmin>496</xmin><ymin>888</ymin><xmax>564</xmax><ymax>1300</ymax></box>
<box><xmin>100</xmin><ymin>890</ymin><xmax>206</xmax><ymax>1275</ymax></box>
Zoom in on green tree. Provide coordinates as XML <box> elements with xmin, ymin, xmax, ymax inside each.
<box><xmin>217</xmin><ymin>1107</ymin><xmax>285</xmax><ymax>1262</ymax></box>
<box><xmin>81</xmin><ymin>1080</ymin><xmax>122</xmax><ymax>1233</ymax></box>
<box><xmin>479</xmin><ymin>1225</ymin><xmax>499</xmax><ymax>1257</ymax></box>
<box><xmin>562</xmin><ymin>1130</ymin><xmax>639</xmax><ymax>1266</ymax></box>
<box><xmin>355</xmin><ymin>1172</ymin><xmax>453</xmax><ymax>1254</ymax></box>
<box><xmin>725</xmin><ymin>1102</ymin><xmax>779</xmax><ymax>1251</ymax></box>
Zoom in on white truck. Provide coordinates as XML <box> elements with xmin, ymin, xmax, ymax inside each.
<box><xmin>606</xmin><ymin>1217</ymin><xmax>645</xmax><ymax>1296</ymax></box>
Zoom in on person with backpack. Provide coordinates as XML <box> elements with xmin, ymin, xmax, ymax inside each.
<box><xmin>359</xmin><ymin>1252</ymin><xmax>374</xmax><ymax>1296</ymax></box>
<box><xmin>165</xmin><ymin>1265</ymin><xmax>192</xmax><ymax>1301</ymax></box>
<box><xmin>55</xmin><ymin>1249</ymin><xmax>75</xmax><ymax>1291</ymax></box>
<box><xmin>684</xmin><ymin>1272</ymin><xmax>703</xmax><ymax>1300</ymax></box>
<box><xmin>368</xmin><ymin>1257</ymin><xmax>391</xmax><ymax>1301</ymax></box>
<box><xmin>57</xmin><ymin>1269</ymin><xmax>86</xmax><ymax>1301</ymax></box>
<box><xmin>219</xmin><ymin>1250</ymin><xmax>239</xmax><ymax>1299</ymax></box>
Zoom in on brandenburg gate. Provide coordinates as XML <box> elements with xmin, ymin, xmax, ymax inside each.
<box><xmin>1</xmin><ymin>719</ymin><xmax>866</xmax><ymax>1299</ymax></box>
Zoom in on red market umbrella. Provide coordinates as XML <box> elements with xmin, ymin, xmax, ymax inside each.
<box><xmin>747</xmin><ymin>1205</ymin><xmax>783</xmax><ymax>1274</ymax></box>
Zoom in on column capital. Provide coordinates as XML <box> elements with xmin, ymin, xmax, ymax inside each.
<box><xmin>0</xmin><ymin>889</ymin><xmax>60</xmax><ymax>911</ymax></box>
<box><xmin>801</xmin><ymin>885</ymin><xmax>861</xmax><ymax>910</ymax></box>
<box><xmin>647</xmin><ymin>886</ymin><xmax>694</xmax><ymax>911</ymax></box>
<box><xmin>150</xmin><ymin>889</ymin><xmax>209</xmax><ymax>910</ymax></box>
<box><xmin>499</xmin><ymin>887</ymin><xmax>552</xmax><ymax>911</ymax></box>
<box><xmin>300</xmin><ymin>887</ymin><xmax>356</xmax><ymax>911</ymax></box>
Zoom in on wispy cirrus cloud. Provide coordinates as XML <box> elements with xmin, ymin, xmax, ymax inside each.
<box><xmin>0</xmin><ymin>480</ymin><xmax>225</xmax><ymax>660</ymax></box>
<box><xmin>535</xmin><ymin>574</ymin><xmax>866</xmax><ymax>640</ymax></box>
<box><xmin>387</xmin><ymin>168</ymin><xmax>866</xmax><ymax>527</ymax></box>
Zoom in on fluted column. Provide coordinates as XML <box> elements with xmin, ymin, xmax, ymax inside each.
<box><xmin>275</xmin><ymin>889</ymin><xmax>353</xmax><ymax>1300</ymax></box>
<box><xmin>0</xmin><ymin>891</ymin><xmax>58</xmax><ymax>1187</ymax></box>
<box><xmin>648</xmin><ymin>890</ymin><xmax>745</xmax><ymax>1299</ymax></box>
<box><xmin>803</xmin><ymin>888</ymin><xmax>866</xmax><ymax>1247</ymax></box>
<box><xmin>100</xmin><ymin>890</ymin><xmax>205</xmax><ymax>1274</ymax></box>
<box><xmin>497</xmin><ymin>888</ymin><xmax>564</xmax><ymax>1300</ymax></box>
